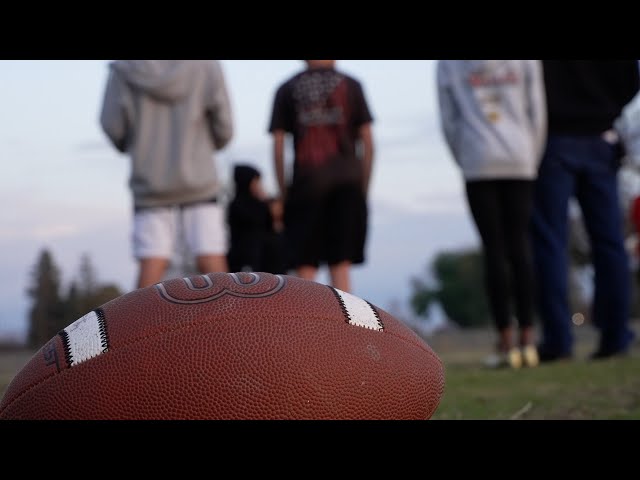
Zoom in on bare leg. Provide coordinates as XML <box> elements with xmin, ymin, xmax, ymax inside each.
<box><xmin>497</xmin><ymin>325</ymin><xmax>523</xmax><ymax>369</ymax></box>
<box><xmin>296</xmin><ymin>265</ymin><xmax>318</xmax><ymax>281</ymax></box>
<box><xmin>329</xmin><ymin>261</ymin><xmax>351</xmax><ymax>293</ymax></box>
<box><xmin>137</xmin><ymin>258</ymin><xmax>170</xmax><ymax>289</ymax></box>
<box><xmin>519</xmin><ymin>326</ymin><xmax>540</xmax><ymax>367</ymax></box>
<box><xmin>196</xmin><ymin>255</ymin><xmax>229</xmax><ymax>275</ymax></box>
<box><xmin>519</xmin><ymin>326</ymin><xmax>536</xmax><ymax>347</ymax></box>
<box><xmin>497</xmin><ymin>325</ymin><xmax>515</xmax><ymax>352</ymax></box>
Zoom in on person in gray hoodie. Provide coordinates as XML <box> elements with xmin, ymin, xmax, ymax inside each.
<box><xmin>100</xmin><ymin>60</ymin><xmax>234</xmax><ymax>289</ymax></box>
<box><xmin>437</xmin><ymin>60</ymin><xmax>547</xmax><ymax>369</ymax></box>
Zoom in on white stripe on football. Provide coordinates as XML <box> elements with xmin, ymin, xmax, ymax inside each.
<box><xmin>63</xmin><ymin>311</ymin><xmax>107</xmax><ymax>367</ymax></box>
<box><xmin>334</xmin><ymin>288</ymin><xmax>383</xmax><ymax>331</ymax></box>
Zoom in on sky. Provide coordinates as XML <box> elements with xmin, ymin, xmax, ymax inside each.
<box><xmin>0</xmin><ymin>60</ymin><xmax>479</xmax><ymax>341</ymax></box>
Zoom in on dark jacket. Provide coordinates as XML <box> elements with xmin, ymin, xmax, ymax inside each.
<box><xmin>543</xmin><ymin>60</ymin><xmax>640</xmax><ymax>135</ymax></box>
<box><xmin>227</xmin><ymin>165</ymin><xmax>281</xmax><ymax>273</ymax></box>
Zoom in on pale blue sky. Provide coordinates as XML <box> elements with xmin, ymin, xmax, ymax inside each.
<box><xmin>0</xmin><ymin>60</ymin><xmax>478</xmax><ymax>340</ymax></box>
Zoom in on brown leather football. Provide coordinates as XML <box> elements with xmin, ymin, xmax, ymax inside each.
<box><xmin>0</xmin><ymin>272</ymin><xmax>445</xmax><ymax>420</ymax></box>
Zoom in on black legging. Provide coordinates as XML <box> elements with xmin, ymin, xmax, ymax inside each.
<box><xmin>466</xmin><ymin>179</ymin><xmax>535</xmax><ymax>331</ymax></box>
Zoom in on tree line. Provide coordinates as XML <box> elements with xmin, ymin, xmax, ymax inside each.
<box><xmin>25</xmin><ymin>236</ymin><xmax>640</xmax><ymax>350</ymax></box>
<box><xmin>26</xmin><ymin>249</ymin><xmax>123</xmax><ymax>349</ymax></box>
<box><xmin>410</xmin><ymin>244</ymin><xmax>640</xmax><ymax>328</ymax></box>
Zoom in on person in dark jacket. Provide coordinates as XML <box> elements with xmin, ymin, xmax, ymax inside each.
<box><xmin>532</xmin><ymin>60</ymin><xmax>640</xmax><ymax>362</ymax></box>
<box><xmin>227</xmin><ymin>164</ymin><xmax>286</xmax><ymax>274</ymax></box>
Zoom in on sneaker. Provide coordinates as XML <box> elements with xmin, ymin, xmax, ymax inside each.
<box><xmin>588</xmin><ymin>347</ymin><xmax>630</xmax><ymax>361</ymax></box>
<box><xmin>484</xmin><ymin>348</ymin><xmax>522</xmax><ymax>369</ymax></box>
<box><xmin>537</xmin><ymin>346</ymin><xmax>573</xmax><ymax>364</ymax></box>
<box><xmin>483</xmin><ymin>352</ymin><xmax>504</xmax><ymax>369</ymax></box>
<box><xmin>521</xmin><ymin>345</ymin><xmax>539</xmax><ymax>368</ymax></box>
<box><xmin>507</xmin><ymin>347</ymin><xmax>523</xmax><ymax>369</ymax></box>
<box><xmin>590</xmin><ymin>331</ymin><xmax>636</xmax><ymax>360</ymax></box>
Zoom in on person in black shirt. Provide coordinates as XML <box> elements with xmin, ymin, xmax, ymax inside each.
<box><xmin>268</xmin><ymin>60</ymin><xmax>375</xmax><ymax>293</ymax></box>
<box><xmin>532</xmin><ymin>60</ymin><xmax>640</xmax><ymax>362</ymax></box>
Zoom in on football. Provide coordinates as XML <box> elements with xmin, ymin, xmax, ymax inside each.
<box><xmin>0</xmin><ymin>272</ymin><xmax>445</xmax><ymax>420</ymax></box>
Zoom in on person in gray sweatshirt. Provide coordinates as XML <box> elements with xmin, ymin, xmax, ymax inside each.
<box><xmin>100</xmin><ymin>60</ymin><xmax>234</xmax><ymax>289</ymax></box>
<box><xmin>437</xmin><ymin>60</ymin><xmax>547</xmax><ymax>369</ymax></box>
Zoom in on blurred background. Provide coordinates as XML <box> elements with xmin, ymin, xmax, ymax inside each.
<box><xmin>2</xmin><ymin>60</ymin><xmax>640</xmax><ymax>347</ymax></box>
<box><xmin>0</xmin><ymin>60</ymin><xmax>479</xmax><ymax>343</ymax></box>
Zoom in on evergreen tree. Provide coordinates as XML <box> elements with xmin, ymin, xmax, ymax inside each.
<box><xmin>25</xmin><ymin>250</ymin><xmax>125</xmax><ymax>348</ymax></box>
<box><xmin>26</xmin><ymin>249</ymin><xmax>64</xmax><ymax>348</ymax></box>
<box><xmin>91</xmin><ymin>284</ymin><xmax>124</xmax><ymax>309</ymax></box>
<box><xmin>73</xmin><ymin>254</ymin><xmax>123</xmax><ymax>316</ymax></box>
<box><xmin>77</xmin><ymin>253</ymin><xmax>98</xmax><ymax>313</ymax></box>
<box><xmin>62</xmin><ymin>281</ymin><xmax>85</xmax><ymax>327</ymax></box>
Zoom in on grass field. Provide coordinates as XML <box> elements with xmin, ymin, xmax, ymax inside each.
<box><xmin>427</xmin><ymin>324</ymin><xmax>640</xmax><ymax>419</ymax></box>
<box><xmin>1</xmin><ymin>323</ymin><xmax>638</xmax><ymax>420</ymax></box>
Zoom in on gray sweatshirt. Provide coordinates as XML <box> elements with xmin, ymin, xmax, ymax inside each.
<box><xmin>100</xmin><ymin>60</ymin><xmax>234</xmax><ymax>208</ymax></box>
<box><xmin>437</xmin><ymin>60</ymin><xmax>547</xmax><ymax>181</ymax></box>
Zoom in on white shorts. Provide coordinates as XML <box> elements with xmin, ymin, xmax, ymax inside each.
<box><xmin>133</xmin><ymin>203</ymin><xmax>228</xmax><ymax>260</ymax></box>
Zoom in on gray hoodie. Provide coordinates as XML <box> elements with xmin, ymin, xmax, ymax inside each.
<box><xmin>437</xmin><ymin>60</ymin><xmax>547</xmax><ymax>181</ymax></box>
<box><xmin>100</xmin><ymin>60</ymin><xmax>234</xmax><ymax>208</ymax></box>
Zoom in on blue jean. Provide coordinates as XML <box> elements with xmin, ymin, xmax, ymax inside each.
<box><xmin>531</xmin><ymin>134</ymin><xmax>635</xmax><ymax>355</ymax></box>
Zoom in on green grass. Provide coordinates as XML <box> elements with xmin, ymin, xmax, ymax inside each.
<box><xmin>432</xmin><ymin>356</ymin><xmax>640</xmax><ymax>419</ymax></box>
<box><xmin>0</xmin><ymin>350</ymin><xmax>34</xmax><ymax>397</ymax></box>
<box><xmin>428</xmin><ymin>325</ymin><xmax>640</xmax><ymax>420</ymax></box>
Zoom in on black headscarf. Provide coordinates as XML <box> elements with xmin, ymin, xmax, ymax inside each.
<box><xmin>233</xmin><ymin>164</ymin><xmax>261</xmax><ymax>197</ymax></box>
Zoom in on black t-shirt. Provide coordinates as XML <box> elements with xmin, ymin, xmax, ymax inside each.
<box><xmin>268</xmin><ymin>67</ymin><xmax>373</xmax><ymax>192</ymax></box>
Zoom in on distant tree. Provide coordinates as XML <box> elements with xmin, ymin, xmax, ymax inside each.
<box><xmin>90</xmin><ymin>284</ymin><xmax>124</xmax><ymax>309</ymax></box>
<box><xmin>73</xmin><ymin>254</ymin><xmax>123</xmax><ymax>315</ymax></box>
<box><xmin>25</xmin><ymin>251</ymin><xmax>126</xmax><ymax>347</ymax></box>
<box><xmin>409</xmin><ymin>277</ymin><xmax>438</xmax><ymax>318</ymax></box>
<box><xmin>77</xmin><ymin>253</ymin><xmax>98</xmax><ymax>313</ymax></box>
<box><xmin>410</xmin><ymin>248</ymin><xmax>491</xmax><ymax>328</ymax></box>
<box><xmin>26</xmin><ymin>249</ymin><xmax>64</xmax><ymax>349</ymax></box>
<box><xmin>61</xmin><ymin>281</ymin><xmax>85</xmax><ymax>328</ymax></box>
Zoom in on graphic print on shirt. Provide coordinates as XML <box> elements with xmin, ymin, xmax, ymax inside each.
<box><xmin>292</xmin><ymin>70</ymin><xmax>349</xmax><ymax>168</ymax></box>
<box><xmin>467</xmin><ymin>61</ymin><xmax>520</xmax><ymax>124</ymax></box>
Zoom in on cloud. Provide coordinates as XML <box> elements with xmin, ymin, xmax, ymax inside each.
<box><xmin>0</xmin><ymin>224</ymin><xmax>81</xmax><ymax>241</ymax></box>
<box><xmin>371</xmin><ymin>191</ymin><xmax>467</xmax><ymax>221</ymax></box>
<box><xmin>0</xmin><ymin>194</ymin><xmax>127</xmax><ymax>243</ymax></box>
<box><xmin>32</xmin><ymin>224</ymin><xmax>81</xmax><ymax>239</ymax></box>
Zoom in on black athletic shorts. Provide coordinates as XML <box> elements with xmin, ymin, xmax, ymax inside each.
<box><xmin>284</xmin><ymin>182</ymin><xmax>368</xmax><ymax>268</ymax></box>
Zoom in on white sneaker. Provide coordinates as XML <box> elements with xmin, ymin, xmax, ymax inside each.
<box><xmin>483</xmin><ymin>353</ymin><xmax>505</xmax><ymax>369</ymax></box>
<box><xmin>483</xmin><ymin>348</ymin><xmax>522</xmax><ymax>369</ymax></box>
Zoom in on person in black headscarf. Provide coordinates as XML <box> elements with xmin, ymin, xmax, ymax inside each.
<box><xmin>227</xmin><ymin>164</ymin><xmax>286</xmax><ymax>274</ymax></box>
